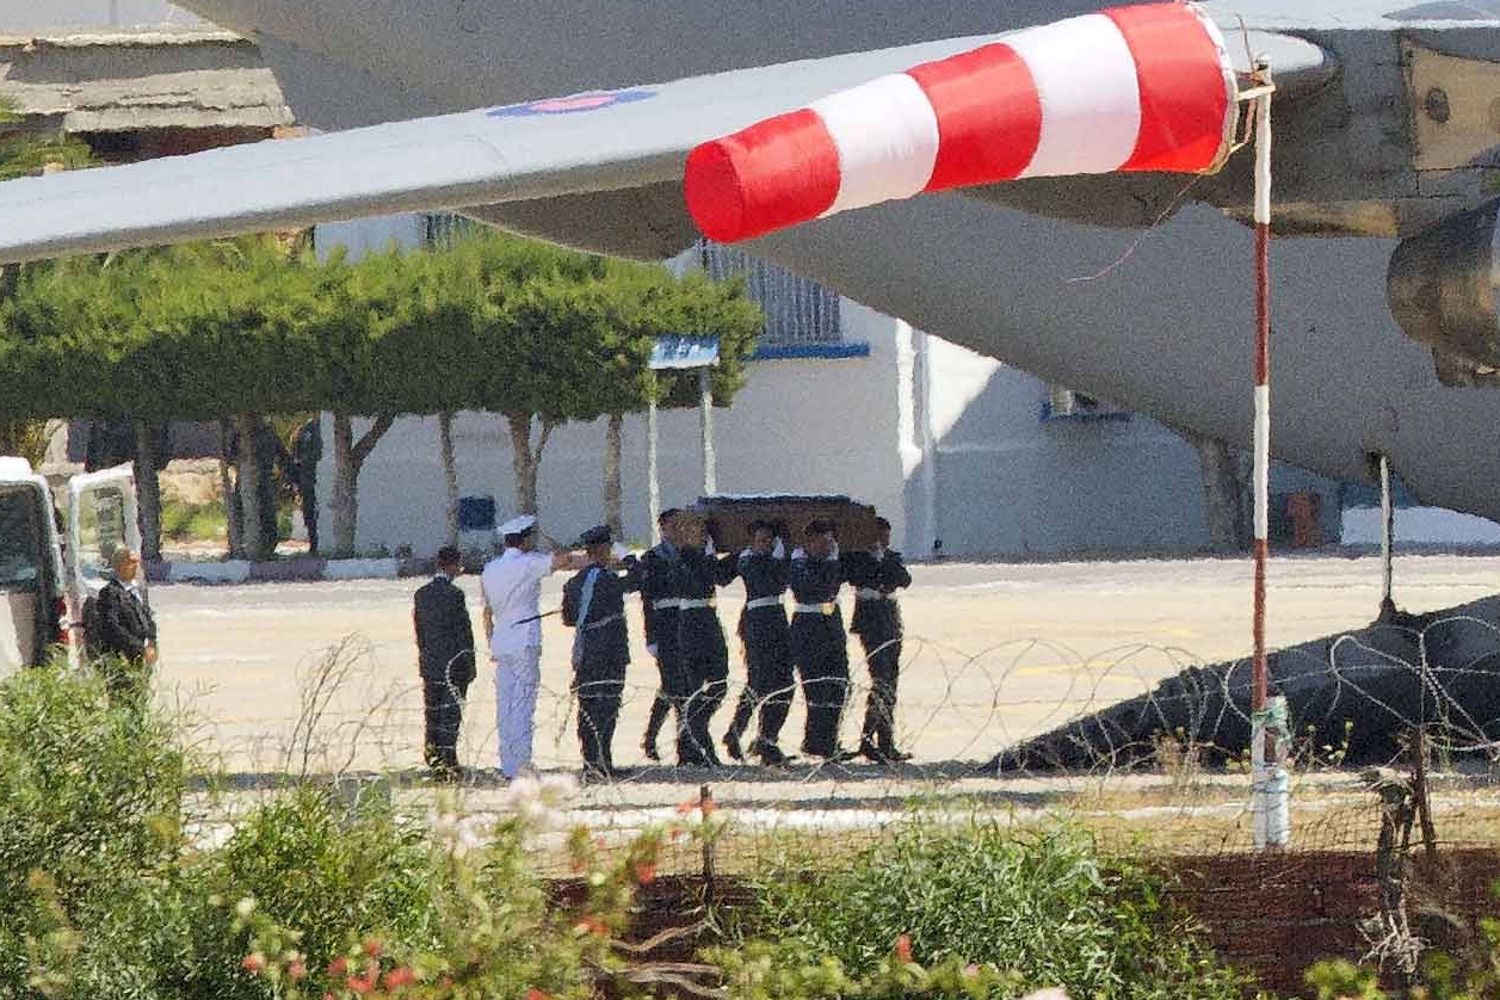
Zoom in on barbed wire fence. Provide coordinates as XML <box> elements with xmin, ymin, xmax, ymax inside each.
<box><xmin>164</xmin><ymin>605</ymin><xmax>1500</xmax><ymax>879</ymax></box>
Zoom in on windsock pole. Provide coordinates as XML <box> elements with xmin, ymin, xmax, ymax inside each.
<box><xmin>1246</xmin><ymin>62</ymin><xmax>1288</xmax><ymax>850</ymax></box>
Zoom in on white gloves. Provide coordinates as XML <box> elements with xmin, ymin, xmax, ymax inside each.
<box><xmin>772</xmin><ymin>537</ymin><xmax>786</xmax><ymax>560</ymax></box>
<box><xmin>828</xmin><ymin>541</ymin><xmax>840</xmax><ymax>561</ymax></box>
<box><xmin>739</xmin><ymin>547</ymin><xmax>754</xmax><ymax>559</ymax></box>
<box><xmin>704</xmin><ymin>537</ymin><xmax>716</xmax><ymax>556</ymax></box>
<box><xmin>611</xmin><ymin>541</ymin><xmax>628</xmax><ymax>561</ymax></box>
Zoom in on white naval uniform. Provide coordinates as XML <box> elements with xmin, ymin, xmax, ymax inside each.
<box><xmin>480</xmin><ymin>546</ymin><xmax>555</xmax><ymax>778</ymax></box>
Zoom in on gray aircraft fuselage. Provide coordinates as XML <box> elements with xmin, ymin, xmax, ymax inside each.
<box><xmin>170</xmin><ymin>0</ymin><xmax>1500</xmax><ymax>521</ymax></box>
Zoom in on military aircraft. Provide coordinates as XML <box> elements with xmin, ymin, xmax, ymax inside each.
<box><xmin>0</xmin><ymin>2</ymin><xmax>1495</xmax><ymax>525</ymax></box>
<box><xmin>1</xmin><ymin>0</ymin><xmax>1498</xmax><ymax>523</ymax></box>
<box><xmin>6</xmin><ymin>0</ymin><xmax>1500</xmax><ymax>763</ymax></box>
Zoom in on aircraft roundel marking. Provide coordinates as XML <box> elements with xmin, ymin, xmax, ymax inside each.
<box><xmin>487</xmin><ymin>88</ymin><xmax>656</xmax><ymax>118</ymax></box>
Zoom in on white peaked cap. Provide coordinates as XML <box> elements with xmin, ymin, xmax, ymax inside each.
<box><xmin>498</xmin><ymin>514</ymin><xmax>538</xmax><ymax>536</ymax></box>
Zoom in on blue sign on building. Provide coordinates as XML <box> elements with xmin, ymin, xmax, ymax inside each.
<box><xmin>650</xmin><ymin>335</ymin><xmax>720</xmax><ymax>370</ymax></box>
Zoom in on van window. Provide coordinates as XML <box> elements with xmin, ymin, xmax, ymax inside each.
<box><xmin>0</xmin><ymin>486</ymin><xmax>43</xmax><ymax>593</ymax></box>
<box><xmin>75</xmin><ymin>485</ymin><xmax>127</xmax><ymax>583</ymax></box>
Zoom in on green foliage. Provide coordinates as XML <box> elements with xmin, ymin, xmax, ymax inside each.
<box><xmin>0</xmin><ymin>661</ymin><xmax>633</xmax><ymax>999</ymax></box>
<box><xmin>162</xmin><ymin>497</ymin><xmax>228</xmax><ymax>542</ymax></box>
<box><xmin>727</xmin><ymin>819</ymin><xmax>1248</xmax><ymax>1000</ymax></box>
<box><xmin>1305</xmin><ymin>883</ymin><xmax>1500</xmax><ymax>1000</ymax></box>
<box><xmin>0</xmin><ymin>100</ymin><xmax>94</xmax><ymax>181</ymax></box>
<box><xmin>0</xmin><ymin>229</ymin><xmax>765</xmax><ymax>425</ymax></box>
<box><xmin>0</xmin><ymin>662</ymin><xmax>187</xmax><ymax>995</ymax></box>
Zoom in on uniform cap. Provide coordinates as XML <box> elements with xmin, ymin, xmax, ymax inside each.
<box><xmin>576</xmin><ymin>524</ymin><xmax>612</xmax><ymax>546</ymax></box>
<box><xmin>498</xmin><ymin>514</ymin><xmax>538</xmax><ymax>537</ymax></box>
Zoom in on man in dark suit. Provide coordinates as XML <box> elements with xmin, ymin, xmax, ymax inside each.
<box><xmin>413</xmin><ymin>546</ymin><xmax>476</xmax><ymax>778</ymax></box>
<box><xmin>91</xmin><ymin>546</ymin><xmax>157</xmax><ymax>711</ymax></box>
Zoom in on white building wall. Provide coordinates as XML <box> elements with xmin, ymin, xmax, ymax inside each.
<box><xmin>321</xmin><ymin>300</ymin><xmax>914</xmax><ymax>556</ymax></box>
<box><xmin>921</xmin><ymin>336</ymin><xmax>1215</xmax><ymax>558</ymax></box>
<box><xmin>0</xmin><ymin>0</ymin><xmax>205</xmax><ymax>29</ymax></box>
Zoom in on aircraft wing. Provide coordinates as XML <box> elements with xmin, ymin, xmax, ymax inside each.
<box><xmin>0</xmin><ymin>26</ymin><xmax>1325</xmax><ymax>265</ymax></box>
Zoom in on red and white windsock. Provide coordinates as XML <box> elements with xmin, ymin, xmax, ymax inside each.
<box><xmin>684</xmin><ymin>2</ymin><xmax>1237</xmax><ymax>243</ymax></box>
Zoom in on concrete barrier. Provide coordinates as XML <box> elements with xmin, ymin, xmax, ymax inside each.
<box><xmin>322</xmin><ymin>557</ymin><xmax>401</xmax><ymax>581</ymax></box>
<box><xmin>167</xmin><ymin>560</ymin><xmax>252</xmax><ymax>585</ymax></box>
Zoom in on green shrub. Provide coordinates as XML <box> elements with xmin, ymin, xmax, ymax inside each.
<box><xmin>161</xmin><ymin>498</ymin><xmax>226</xmax><ymax>542</ymax></box>
<box><xmin>726</xmin><ymin>819</ymin><xmax>1248</xmax><ymax>1000</ymax></box>
<box><xmin>0</xmin><ymin>662</ymin><xmax>189</xmax><ymax>997</ymax></box>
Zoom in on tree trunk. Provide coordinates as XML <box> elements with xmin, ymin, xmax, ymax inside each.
<box><xmin>133</xmin><ymin>419</ymin><xmax>163</xmax><ymax>562</ymax></box>
<box><xmin>506</xmin><ymin>413</ymin><xmax>556</xmax><ymax>516</ymax></box>
<box><xmin>1186</xmin><ymin>430</ymin><xmax>1250</xmax><ymax>553</ymax></box>
<box><xmin>604</xmin><ymin>413</ymin><xmax>624</xmax><ymax>537</ymax></box>
<box><xmin>234</xmin><ymin>413</ymin><xmax>272</xmax><ymax>561</ymax></box>
<box><xmin>439</xmin><ymin>411</ymin><xmax>459</xmax><ymax>548</ymax></box>
<box><xmin>328</xmin><ymin>411</ymin><xmax>396</xmax><ymax>557</ymax></box>
<box><xmin>219</xmin><ymin>418</ymin><xmax>243</xmax><ymax>558</ymax></box>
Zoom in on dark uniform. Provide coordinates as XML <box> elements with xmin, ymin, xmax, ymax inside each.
<box><xmin>674</xmin><ymin>546</ymin><xmax>737</xmax><ymax>766</ymax></box>
<box><xmin>92</xmin><ymin>576</ymin><xmax>158</xmax><ymax>711</ymax></box>
<box><xmin>413</xmin><ymin>572</ymin><xmax>475</xmax><ymax>772</ymax></box>
<box><xmin>845</xmin><ymin>547</ymin><xmax>913</xmax><ymax>759</ymax></box>
<box><xmin>633</xmin><ymin>541</ymin><xmax>684</xmax><ymax>760</ymax></box>
<box><xmin>562</xmin><ymin>557</ymin><xmax>635</xmax><ymax>776</ymax></box>
<box><xmin>726</xmin><ymin>546</ymin><xmax>793</xmax><ymax>762</ymax></box>
<box><xmin>788</xmin><ymin>548</ymin><xmax>852</xmax><ymax>758</ymax></box>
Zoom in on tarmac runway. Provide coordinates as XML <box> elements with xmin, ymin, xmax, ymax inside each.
<box><xmin>149</xmin><ymin>551</ymin><xmax>1500</xmax><ymax>780</ymax></box>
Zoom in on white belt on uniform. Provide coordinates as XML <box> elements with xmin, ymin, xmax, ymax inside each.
<box><xmin>856</xmin><ymin>588</ymin><xmax>894</xmax><ymax>601</ymax></box>
<box><xmin>651</xmin><ymin>598</ymin><xmax>682</xmax><ymax>611</ymax></box>
<box><xmin>744</xmin><ymin>595</ymin><xmax>784</xmax><ymax>611</ymax></box>
<box><xmin>794</xmin><ymin>602</ymin><xmax>837</xmax><ymax>616</ymax></box>
<box><xmin>678</xmin><ymin>598</ymin><xmax>718</xmax><ymax>610</ymax></box>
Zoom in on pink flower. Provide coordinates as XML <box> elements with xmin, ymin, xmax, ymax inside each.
<box><xmin>383</xmin><ymin>966</ymin><xmax>417</xmax><ymax>990</ymax></box>
<box><xmin>362</xmin><ymin>939</ymin><xmax>383</xmax><ymax>959</ymax></box>
<box><xmin>345</xmin><ymin>975</ymin><xmax>374</xmax><ymax>994</ymax></box>
<box><xmin>287</xmin><ymin>960</ymin><xmax>307</xmax><ymax>981</ymax></box>
<box><xmin>327</xmin><ymin>956</ymin><xmax>349</xmax><ymax>978</ymax></box>
<box><xmin>894</xmin><ymin>934</ymin><xmax>913</xmax><ymax>964</ymax></box>
<box><xmin>241</xmin><ymin>952</ymin><xmax>267</xmax><ymax>974</ymax></box>
<box><xmin>526</xmin><ymin>990</ymin><xmax>552</xmax><ymax>1000</ymax></box>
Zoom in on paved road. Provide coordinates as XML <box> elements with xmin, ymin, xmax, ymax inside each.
<box><xmin>149</xmin><ymin>552</ymin><xmax>1500</xmax><ymax>777</ymax></box>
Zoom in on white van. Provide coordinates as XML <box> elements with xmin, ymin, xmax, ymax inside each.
<box><xmin>0</xmin><ymin>457</ymin><xmax>142</xmax><ymax>675</ymax></box>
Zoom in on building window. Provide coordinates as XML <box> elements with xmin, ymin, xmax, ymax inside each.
<box><xmin>1041</xmin><ymin>385</ymin><xmax>1131</xmax><ymax>422</ymax></box>
<box><xmin>698</xmin><ymin>240</ymin><xmax>843</xmax><ymax>348</ymax></box>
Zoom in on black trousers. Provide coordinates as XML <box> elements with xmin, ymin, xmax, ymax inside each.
<box><xmin>791</xmin><ymin>614</ymin><xmax>850</xmax><ymax>758</ymax></box>
<box><xmin>643</xmin><ymin>615</ymin><xmax>683</xmax><ymax>750</ymax></box>
<box><xmin>677</xmin><ymin>608</ymin><xmax>728</xmax><ymax>765</ymax></box>
<box><xmin>729</xmin><ymin>613</ymin><xmax>794</xmax><ymax>750</ymax></box>
<box><xmin>576</xmin><ymin>675</ymin><xmax>625</xmax><ymax>771</ymax></box>
<box><xmin>857</xmin><ymin>626</ymin><xmax>903</xmax><ymax>751</ymax></box>
<box><xmin>422</xmin><ymin>675</ymin><xmax>469</xmax><ymax>769</ymax></box>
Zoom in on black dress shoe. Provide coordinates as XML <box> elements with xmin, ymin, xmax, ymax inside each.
<box><xmin>642</xmin><ymin>738</ymin><xmax>661</xmax><ymax>763</ymax></box>
<box><xmin>752</xmin><ymin>742</ymin><xmax>794</xmax><ymax>767</ymax></box>
<box><xmin>723</xmin><ymin>731</ymin><xmax>745</xmax><ymax>762</ymax></box>
<box><xmin>859</xmin><ymin>743</ymin><xmax>891</xmax><ymax>764</ymax></box>
<box><xmin>883</xmin><ymin>748</ymin><xmax>913</xmax><ymax>763</ymax></box>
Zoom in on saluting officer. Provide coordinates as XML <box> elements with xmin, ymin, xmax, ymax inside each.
<box><xmin>846</xmin><ymin>516</ymin><xmax>914</xmax><ymax>764</ymax></box>
<box><xmin>674</xmin><ymin>512</ymin><xmax>737</xmax><ymax>767</ymax></box>
<box><xmin>789</xmin><ymin>519</ymin><xmax>855</xmax><ymax>762</ymax></box>
<box><xmin>723</xmin><ymin>520</ymin><xmax>794</xmax><ymax>766</ymax></box>
<box><xmin>634</xmin><ymin>509</ymin><xmax>685</xmax><ymax>763</ymax></box>
<box><xmin>561</xmin><ymin>525</ymin><xmax>636</xmax><ymax>781</ymax></box>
